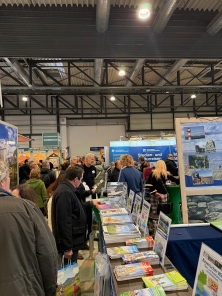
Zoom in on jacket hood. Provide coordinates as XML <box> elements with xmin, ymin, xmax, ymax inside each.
<box><xmin>41</xmin><ymin>168</ymin><xmax>50</xmax><ymax>174</ymax></box>
<box><xmin>27</xmin><ymin>178</ymin><xmax>42</xmax><ymax>189</ymax></box>
<box><xmin>95</xmin><ymin>165</ymin><xmax>103</xmax><ymax>171</ymax></box>
<box><xmin>0</xmin><ymin>188</ymin><xmax>13</xmax><ymax>197</ymax></box>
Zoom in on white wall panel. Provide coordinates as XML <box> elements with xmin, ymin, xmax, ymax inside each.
<box><xmin>130</xmin><ymin>114</ymin><xmax>151</xmax><ymax>130</ymax></box>
<box><xmin>67</xmin><ymin>125</ymin><xmax>126</xmax><ymax>156</ymax></box>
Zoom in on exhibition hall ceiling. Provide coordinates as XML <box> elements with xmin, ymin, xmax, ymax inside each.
<box><xmin>1</xmin><ymin>0</ymin><xmax>222</xmax><ymax>118</ymax></box>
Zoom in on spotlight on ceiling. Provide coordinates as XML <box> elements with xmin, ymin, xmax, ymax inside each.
<box><xmin>139</xmin><ymin>3</ymin><xmax>151</xmax><ymax>19</ymax></box>
<box><xmin>110</xmin><ymin>96</ymin><xmax>116</xmax><ymax>101</ymax></box>
<box><xmin>191</xmin><ymin>94</ymin><xmax>196</xmax><ymax>99</ymax></box>
<box><xmin>22</xmin><ymin>96</ymin><xmax>28</xmax><ymax>102</ymax></box>
<box><xmin>119</xmin><ymin>70</ymin><xmax>125</xmax><ymax>76</ymax></box>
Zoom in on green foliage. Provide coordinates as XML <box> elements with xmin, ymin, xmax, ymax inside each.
<box><xmin>197</xmin><ymin>270</ymin><xmax>207</xmax><ymax>292</ymax></box>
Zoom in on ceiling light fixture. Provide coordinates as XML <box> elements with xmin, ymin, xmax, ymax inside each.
<box><xmin>191</xmin><ymin>94</ymin><xmax>196</xmax><ymax>99</ymax></box>
<box><xmin>22</xmin><ymin>96</ymin><xmax>28</xmax><ymax>102</ymax></box>
<box><xmin>119</xmin><ymin>70</ymin><xmax>125</xmax><ymax>76</ymax></box>
<box><xmin>110</xmin><ymin>96</ymin><xmax>116</xmax><ymax>101</ymax></box>
<box><xmin>139</xmin><ymin>3</ymin><xmax>151</xmax><ymax>19</ymax></box>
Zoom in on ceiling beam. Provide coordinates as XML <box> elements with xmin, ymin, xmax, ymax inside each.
<box><xmin>155</xmin><ymin>59</ymin><xmax>188</xmax><ymax>86</ymax></box>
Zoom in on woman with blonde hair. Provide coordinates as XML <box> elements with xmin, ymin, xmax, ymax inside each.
<box><xmin>119</xmin><ymin>154</ymin><xmax>143</xmax><ymax>195</ymax></box>
<box><xmin>146</xmin><ymin>160</ymin><xmax>179</xmax><ymax>213</ymax></box>
<box><xmin>26</xmin><ymin>168</ymin><xmax>48</xmax><ymax>214</ymax></box>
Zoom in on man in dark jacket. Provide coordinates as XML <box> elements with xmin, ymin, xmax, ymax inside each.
<box><xmin>40</xmin><ymin>160</ymin><xmax>56</xmax><ymax>188</ymax></box>
<box><xmin>165</xmin><ymin>154</ymin><xmax>178</xmax><ymax>176</ymax></box>
<box><xmin>83</xmin><ymin>153</ymin><xmax>97</xmax><ymax>199</ymax></box>
<box><xmin>0</xmin><ymin>160</ymin><xmax>57</xmax><ymax>296</ymax></box>
<box><xmin>51</xmin><ymin>165</ymin><xmax>100</xmax><ymax>263</ymax></box>
<box><xmin>110</xmin><ymin>160</ymin><xmax>122</xmax><ymax>182</ymax></box>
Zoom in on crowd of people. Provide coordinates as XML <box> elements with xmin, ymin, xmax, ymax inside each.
<box><xmin>0</xmin><ymin>151</ymin><xmax>179</xmax><ymax>294</ymax></box>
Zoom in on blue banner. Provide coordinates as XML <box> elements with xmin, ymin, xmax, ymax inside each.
<box><xmin>109</xmin><ymin>147</ymin><xmax>130</xmax><ymax>162</ymax></box>
<box><xmin>110</xmin><ymin>145</ymin><xmax>176</xmax><ymax>164</ymax></box>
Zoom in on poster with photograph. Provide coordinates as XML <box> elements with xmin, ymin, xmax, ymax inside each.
<box><xmin>0</xmin><ymin>121</ymin><xmax>18</xmax><ymax>187</ymax></box>
<box><xmin>127</xmin><ymin>190</ymin><xmax>135</xmax><ymax>214</ymax></box>
<box><xmin>181</xmin><ymin>122</ymin><xmax>222</xmax><ymax>187</ymax></box>
<box><xmin>153</xmin><ymin>212</ymin><xmax>171</xmax><ymax>266</ymax></box>
<box><xmin>139</xmin><ymin>200</ymin><xmax>151</xmax><ymax>236</ymax></box>
<box><xmin>131</xmin><ymin>194</ymin><xmax>142</xmax><ymax>225</ymax></box>
<box><xmin>192</xmin><ymin>243</ymin><xmax>222</xmax><ymax>296</ymax></box>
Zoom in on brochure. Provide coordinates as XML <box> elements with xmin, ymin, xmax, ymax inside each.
<box><xmin>99</xmin><ymin>208</ymin><xmax>128</xmax><ymax>216</ymax></box>
<box><xmin>210</xmin><ymin>221</ymin><xmax>222</xmax><ymax>231</ymax></box>
<box><xmin>139</xmin><ymin>200</ymin><xmax>151</xmax><ymax>236</ymax></box>
<box><xmin>127</xmin><ymin>189</ymin><xmax>135</xmax><ymax>214</ymax></box>
<box><xmin>131</xmin><ymin>194</ymin><xmax>142</xmax><ymax>225</ymax></box>
<box><xmin>107</xmin><ymin>245</ymin><xmax>139</xmax><ymax>259</ymax></box>
<box><xmin>103</xmin><ymin>224</ymin><xmax>139</xmax><ymax>236</ymax></box>
<box><xmin>126</xmin><ymin>236</ymin><xmax>154</xmax><ymax>249</ymax></box>
<box><xmin>122</xmin><ymin>250</ymin><xmax>159</xmax><ymax>265</ymax></box>
<box><xmin>114</xmin><ymin>261</ymin><xmax>154</xmax><ymax>281</ymax></box>
<box><xmin>143</xmin><ymin>270</ymin><xmax>188</xmax><ymax>291</ymax></box>
<box><xmin>120</xmin><ymin>286</ymin><xmax>166</xmax><ymax>296</ymax></box>
<box><xmin>101</xmin><ymin>215</ymin><xmax>133</xmax><ymax>225</ymax></box>
<box><xmin>153</xmin><ymin>212</ymin><xmax>171</xmax><ymax>266</ymax></box>
<box><xmin>192</xmin><ymin>243</ymin><xmax>222</xmax><ymax>296</ymax></box>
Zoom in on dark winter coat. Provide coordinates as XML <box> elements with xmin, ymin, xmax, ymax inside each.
<box><xmin>165</xmin><ymin>159</ymin><xmax>178</xmax><ymax>176</ymax></box>
<box><xmin>40</xmin><ymin>168</ymin><xmax>56</xmax><ymax>188</ymax></box>
<box><xmin>147</xmin><ymin>172</ymin><xmax>179</xmax><ymax>194</ymax></box>
<box><xmin>51</xmin><ymin>179</ymin><xmax>91</xmax><ymax>253</ymax></box>
<box><xmin>0</xmin><ymin>188</ymin><xmax>57</xmax><ymax>296</ymax></box>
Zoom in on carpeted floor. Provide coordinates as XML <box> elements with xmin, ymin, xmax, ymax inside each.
<box><xmin>78</xmin><ymin>244</ymin><xmax>99</xmax><ymax>296</ymax></box>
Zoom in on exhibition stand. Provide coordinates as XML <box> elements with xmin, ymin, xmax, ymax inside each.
<box><xmin>166</xmin><ymin>224</ymin><xmax>222</xmax><ymax>287</ymax></box>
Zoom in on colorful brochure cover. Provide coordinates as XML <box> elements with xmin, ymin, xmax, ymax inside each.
<box><xmin>120</xmin><ymin>286</ymin><xmax>166</xmax><ymax>296</ymax></box>
<box><xmin>100</xmin><ymin>208</ymin><xmax>128</xmax><ymax>216</ymax></box>
<box><xmin>107</xmin><ymin>246</ymin><xmax>139</xmax><ymax>257</ymax></box>
<box><xmin>143</xmin><ymin>270</ymin><xmax>187</xmax><ymax>290</ymax></box>
<box><xmin>103</xmin><ymin>224</ymin><xmax>139</xmax><ymax>236</ymax></box>
<box><xmin>97</xmin><ymin>201</ymin><xmax>120</xmax><ymax>210</ymax></box>
<box><xmin>122</xmin><ymin>251</ymin><xmax>159</xmax><ymax>264</ymax></box>
<box><xmin>114</xmin><ymin>262</ymin><xmax>154</xmax><ymax>280</ymax></box>
<box><xmin>210</xmin><ymin>221</ymin><xmax>222</xmax><ymax>231</ymax></box>
<box><xmin>101</xmin><ymin>215</ymin><xmax>133</xmax><ymax>225</ymax></box>
<box><xmin>126</xmin><ymin>236</ymin><xmax>154</xmax><ymax>248</ymax></box>
<box><xmin>192</xmin><ymin>243</ymin><xmax>222</xmax><ymax>296</ymax></box>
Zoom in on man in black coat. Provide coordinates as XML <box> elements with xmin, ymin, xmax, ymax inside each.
<box><xmin>51</xmin><ymin>165</ymin><xmax>100</xmax><ymax>263</ymax></box>
<box><xmin>165</xmin><ymin>154</ymin><xmax>178</xmax><ymax>176</ymax></box>
<box><xmin>40</xmin><ymin>160</ymin><xmax>56</xmax><ymax>188</ymax></box>
<box><xmin>110</xmin><ymin>160</ymin><xmax>122</xmax><ymax>182</ymax></box>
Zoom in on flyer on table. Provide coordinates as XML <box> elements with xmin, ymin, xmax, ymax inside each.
<box><xmin>132</xmin><ymin>194</ymin><xmax>142</xmax><ymax>225</ymax></box>
<box><xmin>153</xmin><ymin>212</ymin><xmax>171</xmax><ymax>266</ymax></box>
<box><xmin>139</xmin><ymin>200</ymin><xmax>151</xmax><ymax>236</ymax></box>
<box><xmin>193</xmin><ymin>243</ymin><xmax>222</xmax><ymax>296</ymax></box>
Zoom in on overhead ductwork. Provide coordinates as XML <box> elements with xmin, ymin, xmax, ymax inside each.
<box><xmin>94</xmin><ymin>59</ymin><xmax>104</xmax><ymax>86</ymax></box>
<box><xmin>156</xmin><ymin>59</ymin><xmax>188</xmax><ymax>86</ymax></box>
<box><xmin>207</xmin><ymin>11</ymin><xmax>222</xmax><ymax>35</ymax></box>
<box><xmin>96</xmin><ymin>0</ymin><xmax>111</xmax><ymax>33</ymax></box>
<box><xmin>153</xmin><ymin>0</ymin><xmax>180</xmax><ymax>34</ymax></box>
<box><xmin>4</xmin><ymin>58</ymin><xmax>35</xmax><ymax>87</ymax></box>
<box><xmin>125</xmin><ymin>59</ymin><xmax>145</xmax><ymax>87</ymax></box>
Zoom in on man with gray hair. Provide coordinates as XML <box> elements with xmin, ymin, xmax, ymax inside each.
<box><xmin>40</xmin><ymin>160</ymin><xmax>56</xmax><ymax>188</ymax></box>
<box><xmin>0</xmin><ymin>160</ymin><xmax>58</xmax><ymax>295</ymax></box>
<box><xmin>83</xmin><ymin>153</ymin><xmax>97</xmax><ymax>199</ymax></box>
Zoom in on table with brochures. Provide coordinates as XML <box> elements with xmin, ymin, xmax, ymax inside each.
<box><xmin>166</xmin><ymin>224</ymin><xmax>222</xmax><ymax>288</ymax></box>
<box><xmin>105</xmin><ymin>242</ymin><xmax>193</xmax><ymax>296</ymax></box>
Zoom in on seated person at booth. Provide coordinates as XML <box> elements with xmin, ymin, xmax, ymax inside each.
<box><xmin>146</xmin><ymin>160</ymin><xmax>180</xmax><ymax>214</ymax></box>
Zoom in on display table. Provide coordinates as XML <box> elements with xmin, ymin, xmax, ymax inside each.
<box><xmin>108</xmin><ymin>250</ymin><xmax>192</xmax><ymax>295</ymax></box>
<box><xmin>166</xmin><ymin>185</ymin><xmax>182</xmax><ymax>224</ymax></box>
<box><xmin>166</xmin><ymin>225</ymin><xmax>222</xmax><ymax>288</ymax></box>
